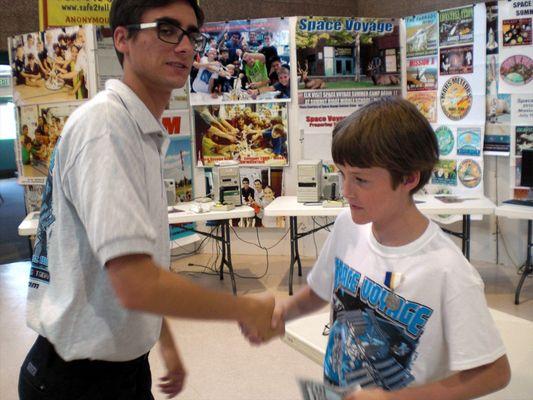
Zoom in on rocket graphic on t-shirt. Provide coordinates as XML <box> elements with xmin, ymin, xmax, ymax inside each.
<box><xmin>28</xmin><ymin>139</ymin><xmax>60</xmax><ymax>290</ymax></box>
<box><xmin>324</xmin><ymin>257</ymin><xmax>433</xmax><ymax>391</ymax></box>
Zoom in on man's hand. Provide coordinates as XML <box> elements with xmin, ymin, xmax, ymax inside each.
<box><xmin>240</xmin><ymin>295</ymin><xmax>286</xmax><ymax>345</ymax></box>
<box><xmin>158</xmin><ymin>338</ymin><xmax>187</xmax><ymax>399</ymax></box>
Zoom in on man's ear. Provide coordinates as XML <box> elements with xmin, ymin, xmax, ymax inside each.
<box><xmin>113</xmin><ymin>26</ymin><xmax>129</xmax><ymax>57</ymax></box>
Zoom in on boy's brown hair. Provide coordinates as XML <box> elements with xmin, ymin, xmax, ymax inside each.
<box><xmin>332</xmin><ymin>96</ymin><xmax>439</xmax><ymax>195</ymax></box>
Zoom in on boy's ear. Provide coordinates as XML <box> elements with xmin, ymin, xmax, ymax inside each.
<box><xmin>403</xmin><ymin>172</ymin><xmax>420</xmax><ymax>190</ymax></box>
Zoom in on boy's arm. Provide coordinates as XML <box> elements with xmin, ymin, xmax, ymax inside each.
<box><xmin>273</xmin><ymin>285</ymin><xmax>328</xmax><ymax>331</ymax></box>
<box><xmin>343</xmin><ymin>354</ymin><xmax>511</xmax><ymax>400</ymax></box>
<box><xmin>158</xmin><ymin>317</ymin><xmax>186</xmax><ymax>398</ymax></box>
<box><xmin>106</xmin><ymin>254</ymin><xmax>276</xmax><ymax>341</ymax></box>
<box><xmin>242</xmin><ymin>285</ymin><xmax>327</xmax><ymax>344</ymax></box>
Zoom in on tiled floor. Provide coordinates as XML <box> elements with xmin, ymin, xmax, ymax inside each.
<box><xmin>1</xmin><ymin>254</ymin><xmax>532</xmax><ymax>400</ymax></box>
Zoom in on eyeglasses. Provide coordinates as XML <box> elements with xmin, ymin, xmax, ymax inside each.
<box><xmin>126</xmin><ymin>20</ymin><xmax>207</xmax><ymax>53</ymax></box>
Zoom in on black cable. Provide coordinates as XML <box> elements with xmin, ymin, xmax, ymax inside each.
<box><xmin>170</xmin><ymin>225</ymin><xmax>217</xmax><ymax>260</ymax></box>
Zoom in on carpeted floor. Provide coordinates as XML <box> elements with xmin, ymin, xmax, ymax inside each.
<box><xmin>0</xmin><ymin>178</ymin><xmax>30</xmax><ymax>264</ymax></box>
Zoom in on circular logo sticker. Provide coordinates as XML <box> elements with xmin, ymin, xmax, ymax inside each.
<box><xmin>500</xmin><ymin>55</ymin><xmax>533</xmax><ymax>86</ymax></box>
<box><xmin>440</xmin><ymin>77</ymin><xmax>472</xmax><ymax>121</ymax></box>
<box><xmin>458</xmin><ymin>159</ymin><xmax>482</xmax><ymax>188</ymax></box>
<box><xmin>435</xmin><ymin>126</ymin><xmax>454</xmax><ymax>156</ymax></box>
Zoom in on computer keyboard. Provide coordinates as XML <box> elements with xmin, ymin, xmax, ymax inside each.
<box><xmin>503</xmin><ymin>199</ymin><xmax>533</xmax><ymax>207</ymax></box>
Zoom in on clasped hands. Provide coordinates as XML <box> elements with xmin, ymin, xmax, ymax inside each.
<box><xmin>239</xmin><ymin>293</ymin><xmax>286</xmax><ymax>345</ymax></box>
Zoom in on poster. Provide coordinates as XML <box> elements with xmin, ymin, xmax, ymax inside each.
<box><xmin>405</xmin><ymin>12</ymin><xmax>439</xmax><ymax>58</ymax></box>
<box><xmin>190</xmin><ymin>18</ymin><xmax>290</xmax><ymax>106</ymax></box>
<box><xmin>439</xmin><ymin>76</ymin><xmax>473</xmax><ymax>121</ymax></box>
<box><xmin>39</xmin><ymin>0</ymin><xmax>111</xmax><ymax>30</ymax></box>
<box><xmin>162</xmin><ymin>109</ymin><xmax>193</xmax><ymax>203</ymax></box>
<box><xmin>16</xmin><ymin>102</ymin><xmax>78</xmax><ymax>184</ymax></box>
<box><xmin>161</xmin><ymin>109</ymin><xmax>196</xmax><ymax>242</ymax></box>
<box><xmin>296</xmin><ymin>17</ymin><xmax>401</xmax><ymax>108</ymax></box>
<box><xmin>9</xmin><ymin>26</ymin><xmax>92</xmax><ymax>106</ymax></box>
<box><xmin>439</xmin><ymin>45</ymin><xmax>474</xmax><ymax>75</ymax></box>
<box><xmin>194</xmin><ymin>102</ymin><xmax>288</xmax><ymax>167</ymax></box>
<box><xmin>406</xmin><ymin>91</ymin><xmax>437</xmax><ymax>123</ymax></box>
<box><xmin>406</xmin><ymin>56</ymin><xmax>437</xmax><ymax>91</ymax></box>
<box><xmin>24</xmin><ymin>185</ymin><xmax>44</xmax><ymax>212</ymax></box>
<box><xmin>498</xmin><ymin>1</ymin><xmax>533</xmax><ymax>94</ymax></box>
<box><xmin>94</xmin><ymin>26</ymin><xmax>122</xmax><ymax>92</ymax></box>
<box><xmin>484</xmin><ymin>3</ymin><xmax>511</xmax><ymax>155</ymax></box>
<box><xmin>426</xmin><ymin>124</ymin><xmax>485</xmax><ymax>196</ymax></box>
<box><xmin>439</xmin><ymin>6</ymin><xmax>474</xmax><ymax>47</ymax></box>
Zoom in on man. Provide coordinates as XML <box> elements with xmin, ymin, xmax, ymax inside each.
<box><xmin>18</xmin><ymin>1</ymin><xmax>278</xmax><ymax>399</ymax></box>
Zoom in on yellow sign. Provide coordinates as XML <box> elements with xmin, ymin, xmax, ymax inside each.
<box><xmin>39</xmin><ymin>0</ymin><xmax>112</xmax><ymax>30</ymax></box>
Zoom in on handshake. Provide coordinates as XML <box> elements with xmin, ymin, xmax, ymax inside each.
<box><xmin>238</xmin><ymin>292</ymin><xmax>287</xmax><ymax>345</ymax></box>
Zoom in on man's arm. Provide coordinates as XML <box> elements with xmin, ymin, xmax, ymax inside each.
<box><xmin>343</xmin><ymin>355</ymin><xmax>511</xmax><ymax>400</ymax></box>
<box><xmin>106</xmin><ymin>254</ymin><xmax>277</xmax><ymax>340</ymax></box>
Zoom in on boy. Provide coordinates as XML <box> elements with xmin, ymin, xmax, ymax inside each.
<box><xmin>244</xmin><ymin>97</ymin><xmax>511</xmax><ymax>399</ymax></box>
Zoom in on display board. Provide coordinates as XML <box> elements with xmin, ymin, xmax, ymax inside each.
<box><xmin>403</xmin><ymin>4</ymin><xmax>487</xmax><ymax>197</ymax></box>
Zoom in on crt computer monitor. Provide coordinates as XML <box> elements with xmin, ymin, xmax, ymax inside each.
<box><xmin>521</xmin><ymin>149</ymin><xmax>533</xmax><ymax>188</ymax></box>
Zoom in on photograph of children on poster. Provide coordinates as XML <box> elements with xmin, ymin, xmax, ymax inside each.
<box><xmin>194</xmin><ymin>102</ymin><xmax>288</xmax><ymax>167</ymax></box>
<box><xmin>296</xmin><ymin>17</ymin><xmax>401</xmax><ymax>108</ymax></box>
<box><xmin>405</xmin><ymin>12</ymin><xmax>439</xmax><ymax>58</ymax></box>
<box><xmin>16</xmin><ymin>102</ymin><xmax>77</xmax><ymax>184</ymax></box>
<box><xmin>189</xmin><ymin>18</ymin><xmax>290</xmax><ymax>105</ymax></box>
<box><xmin>234</xmin><ymin>167</ymin><xmax>285</xmax><ymax>228</ymax></box>
<box><xmin>498</xmin><ymin>1</ymin><xmax>533</xmax><ymax>94</ymax></box>
<box><xmin>9</xmin><ymin>26</ymin><xmax>92</xmax><ymax>106</ymax></box>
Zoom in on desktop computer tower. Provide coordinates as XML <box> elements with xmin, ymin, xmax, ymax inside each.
<box><xmin>297</xmin><ymin>160</ymin><xmax>322</xmax><ymax>203</ymax></box>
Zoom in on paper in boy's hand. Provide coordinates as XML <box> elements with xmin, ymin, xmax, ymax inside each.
<box><xmin>298</xmin><ymin>379</ymin><xmax>345</xmax><ymax>400</ymax></box>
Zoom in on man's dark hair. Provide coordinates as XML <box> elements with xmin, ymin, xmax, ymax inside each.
<box><xmin>110</xmin><ymin>0</ymin><xmax>205</xmax><ymax>66</ymax></box>
<box><xmin>254</xmin><ymin>179</ymin><xmax>262</xmax><ymax>185</ymax></box>
<box><xmin>332</xmin><ymin>96</ymin><xmax>439</xmax><ymax>195</ymax></box>
<box><xmin>242</xmin><ymin>177</ymin><xmax>249</xmax><ymax>184</ymax></box>
<box><xmin>269</xmin><ymin>55</ymin><xmax>281</xmax><ymax>64</ymax></box>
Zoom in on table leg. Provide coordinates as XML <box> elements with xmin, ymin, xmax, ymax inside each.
<box><xmin>224</xmin><ymin>221</ymin><xmax>237</xmax><ymax>295</ymax></box>
<box><xmin>289</xmin><ymin>216</ymin><xmax>298</xmax><ymax>296</ymax></box>
<box><xmin>219</xmin><ymin>224</ymin><xmax>225</xmax><ymax>281</ymax></box>
<box><xmin>464</xmin><ymin>215</ymin><xmax>471</xmax><ymax>261</ymax></box>
<box><xmin>515</xmin><ymin>220</ymin><xmax>532</xmax><ymax>305</ymax></box>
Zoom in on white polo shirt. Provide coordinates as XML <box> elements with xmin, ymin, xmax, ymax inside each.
<box><xmin>26</xmin><ymin>79</ymin><xmax>170</xmax><ymax>361</ymax></box>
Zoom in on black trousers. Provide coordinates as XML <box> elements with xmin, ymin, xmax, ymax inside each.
<box><xmin>19</xmin><ymin>336</ymin><xmax>154</xmax><ymax>400</ymax></box>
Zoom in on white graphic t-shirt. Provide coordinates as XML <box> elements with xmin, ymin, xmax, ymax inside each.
<box><xmin>308</xmin><ymin>210</ymin><xmax>505</xmax><ymax>391</ymax></box>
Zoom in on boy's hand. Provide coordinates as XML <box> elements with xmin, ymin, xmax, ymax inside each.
<box><xmin>158</xmin><ymin>336</ymin><xmax>187</xmax><ymax>398</ymax></box>
<box><xmin>343</xmin><ymin>388</ymin><xmax>389</xmax><ymax>400</ymax></box>
<box><xmin>271</xmin><ymin>297</ymin><xmax>287</xmax><ymax>335</ymax></box>
<box><xmin>239</xmin><ymin>293</ymin><xmax>282</xmax><ymax>344</ymax></box>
